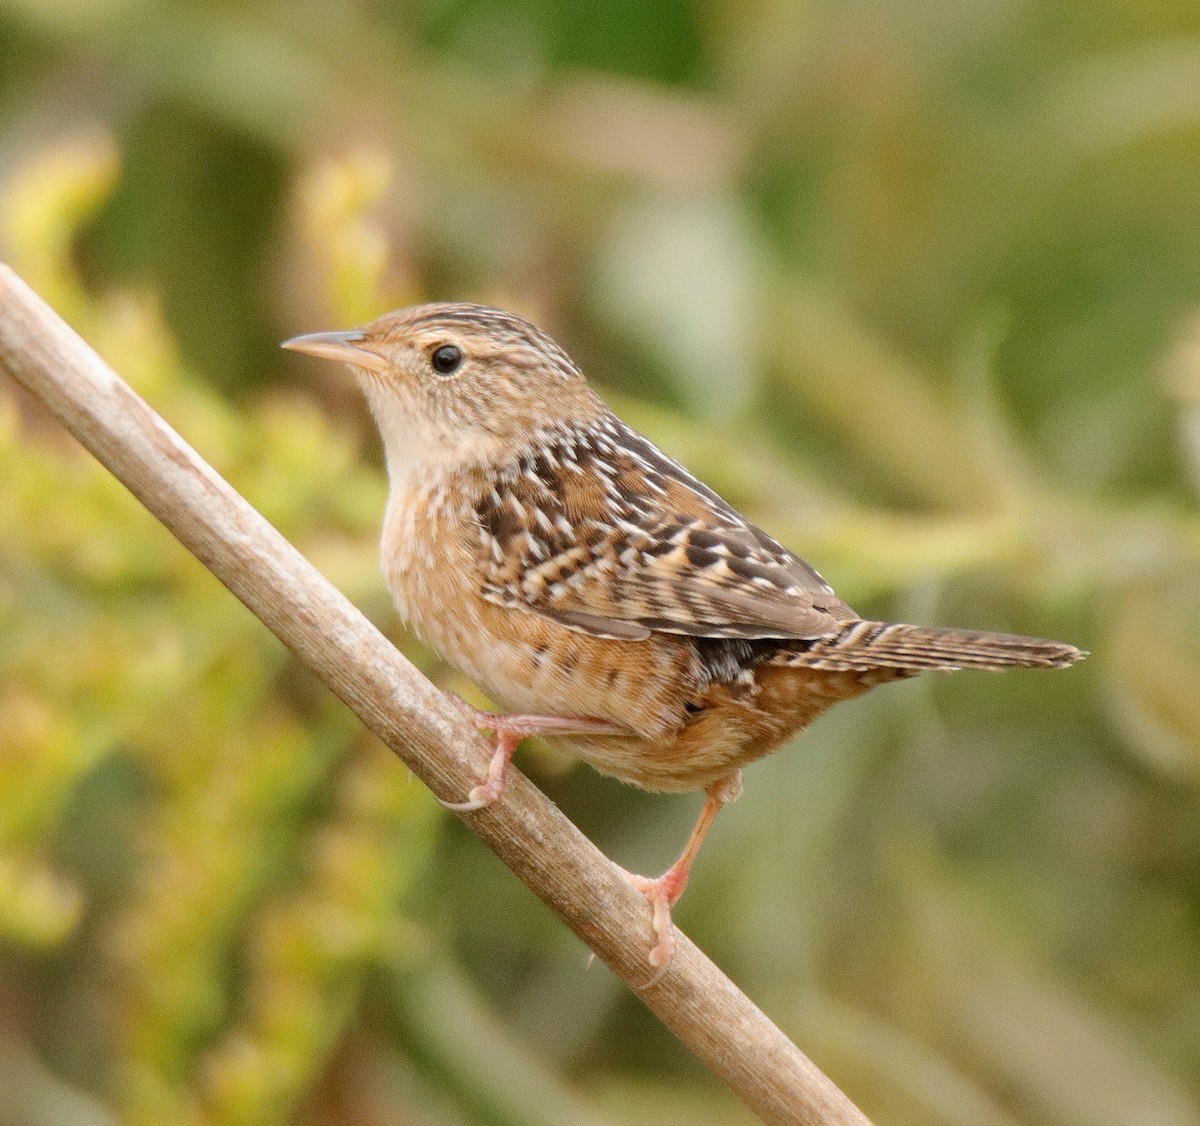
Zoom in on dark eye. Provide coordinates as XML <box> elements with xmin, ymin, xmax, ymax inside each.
<box><xmin>430</xmin><ymin>344</ymin><xmax>463</xmax><ymax>375</ymax></box>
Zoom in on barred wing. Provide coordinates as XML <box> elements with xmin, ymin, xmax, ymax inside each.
<box><xmin>475</xmin><ymin>415</ymin><xmax>852</xmax><ymax>642</ymax></box>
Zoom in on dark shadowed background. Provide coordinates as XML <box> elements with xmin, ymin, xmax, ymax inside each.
<box><xmin>2</xmin><ymin>1</ymin><xmax>1199</xmax><ymax>1123</ymax></box>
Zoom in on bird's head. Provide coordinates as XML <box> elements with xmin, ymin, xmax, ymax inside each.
<box><xmin>283</xmin><ymin>302</ymin><xmax>603</xmax><ymax>482</ymax></box>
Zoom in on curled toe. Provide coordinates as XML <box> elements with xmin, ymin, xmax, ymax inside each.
<box><xmin>437</xmin><ymin>784</ymin><xmax>497</xmax><ymax>812</ymax></box>
<box><xmin>646</xmin><ymin>930</ymin><xmax>676</xmax><ymax>970</ymax></box>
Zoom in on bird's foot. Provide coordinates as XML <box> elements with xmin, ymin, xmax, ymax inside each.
<box><xmin>439</xmin><ymin>694</ymin><xmax>624</xmax><ymax>811</ymax></box>
<box><xmin>617</xmin><ymin>862</ymin><xmax>691</xmax><ymax>976</ymax></box>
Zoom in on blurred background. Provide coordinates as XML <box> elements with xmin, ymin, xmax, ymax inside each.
<box><xmin>2</xmin><ymin>1</ymin><xmax>1199</xmax><ymax>1123</ymax></box>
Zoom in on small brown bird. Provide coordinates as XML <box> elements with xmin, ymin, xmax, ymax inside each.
<box><xmin>284</xmin><ymin>303</ymin><xmax>1082</xmax><ymax>968</ymax></box>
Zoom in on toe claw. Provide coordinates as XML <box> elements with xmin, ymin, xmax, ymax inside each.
<box><xmin>640</xmin><ymin>958</ymin><xmax>672</xmax><ymax>989</ymax></box>
<box><xmin>646</xmin><ymin>931</ymin><xmax>675</xmax><ymax>969</ymax></box>
<box><xmin>444</xmin><ymin>693</ymin><xmax>479</xmax><ymax>723</ymax></box>
<box><xmin>437</xmin><ymin>785</ymin><xmax>496</xmax><ymax>812</ymax></box>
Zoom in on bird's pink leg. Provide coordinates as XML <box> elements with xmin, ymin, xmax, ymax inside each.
<box><xmin>619</xmin><ymin>774</ymin><xmax>740</xmax><ymax>972</ymax></box>
<box><xmin>439</xmin><ymin>694</ymin><xmax>625</xmax><ymax>812</ymax></box>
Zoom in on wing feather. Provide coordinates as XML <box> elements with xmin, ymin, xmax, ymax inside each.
<box><xmin>475</xmin><ymin>416</ymin><xmax>853</xmax><ymax>641</ymax></box>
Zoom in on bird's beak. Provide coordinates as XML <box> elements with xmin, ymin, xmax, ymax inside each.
<box><xmin>281</xmin><ymin>329</ymin><xmax>390</xmax><ymax>374</ymax></box>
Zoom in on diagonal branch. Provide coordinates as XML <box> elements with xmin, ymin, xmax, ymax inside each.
<box><xmin>0</xmin><ymin>263</ymin><xmax>872</xmax><ymax>1126</ymax></box>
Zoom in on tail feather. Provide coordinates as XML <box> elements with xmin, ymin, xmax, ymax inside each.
<box><xmin>789</xmin><ymin>620</ymin><xmax>1084</xmax><ymax>673</ymax></box>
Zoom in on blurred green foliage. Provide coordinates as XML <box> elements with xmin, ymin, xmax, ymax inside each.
<box><xmin>1</xmin><ymin>2</ymin><xmax>1199</xmax><ymax>1123</ymax></box>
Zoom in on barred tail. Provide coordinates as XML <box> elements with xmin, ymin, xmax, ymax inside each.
<box><xmin>793</xmin><ymin>620</ymin><xmax>1084</xmax><ymax>673</ymax></box>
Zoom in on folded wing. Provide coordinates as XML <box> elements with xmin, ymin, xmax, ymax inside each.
<box><xmin>475</xmin><ymin>415</ymin><xmax>853</xmax><ymax>642</ymax></box>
